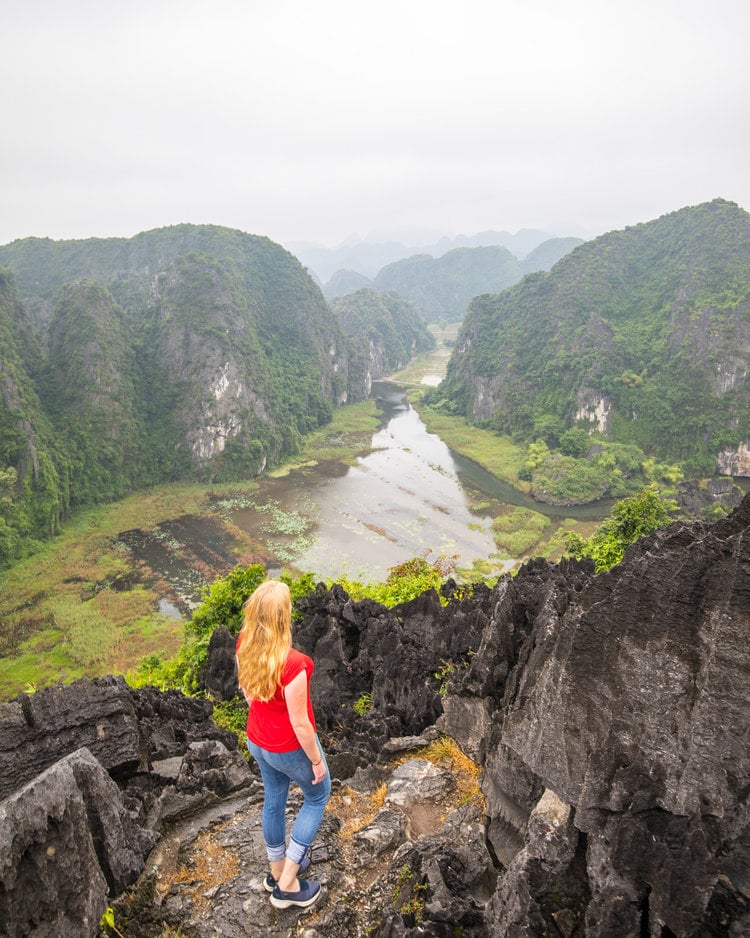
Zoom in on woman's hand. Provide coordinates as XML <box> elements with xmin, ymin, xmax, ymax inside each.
<box><xmin>311</xmin><ymin>758</ymin><xmax>327</xmax><ymax>785</ymax></box>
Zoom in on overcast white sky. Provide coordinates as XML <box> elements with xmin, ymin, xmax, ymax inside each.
<box><xmin>2</xmin><ymin>0</ymin><xmax>748</xmax><ymax>249</ymax></box>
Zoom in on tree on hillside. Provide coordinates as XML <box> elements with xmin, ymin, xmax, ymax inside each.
<box><xmin>563</xmin><ymin>484</ymin><xmax>677</xmax><ymax>571</ymax></box>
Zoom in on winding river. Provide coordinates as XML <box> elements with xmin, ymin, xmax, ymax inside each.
<box><xmin>228</xmin><ymin>381</ymin><xmax>610</xmax><ymax>582</ymax></box>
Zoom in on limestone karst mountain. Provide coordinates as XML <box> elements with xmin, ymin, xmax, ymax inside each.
<box><xmin>373</xmin><ymin>245</ymin><xmax>521</xmax><ymax>322</ymax></box>
<box><xmin>329</xmin><ymin>288</ymin><xmax>435</xmax><ymax>398</ymax></box>
<box><xmin>0</xmin><ymin>225</ymin><xmax>430</xmax><ymax>566</ymax></box>
<box><xmin>430</xmin><ymin>198</ymin><xmax>750</xmax><ymax>478</ymax></box>
<box><xmin>317</xmin><ymin>236</ymin><xmax>583</xmax><ymax>316</ymax></box>
<box><xmin>368</xmin><ymin>238</ymin><xmax>583</xmax><ymax>322</ymax></box>
<box><xmin>321</xmin><ymin>267</ymin><xmax>373</xmax><ymax>299</ymax></box>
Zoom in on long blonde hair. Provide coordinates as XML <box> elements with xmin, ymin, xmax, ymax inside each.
<box><xmin>236</xmin><ymin>580</ymin><xmax>293</xmax><ymax>702</ymax></box>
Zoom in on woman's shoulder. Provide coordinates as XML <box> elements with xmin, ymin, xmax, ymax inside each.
<box><xmin>287</xmin><ymin>646</ymin><xmax>313</xmax><ymax>667</ymax></box>
<box><xmin>283</xmin><ymin>646</ymin><xmax>314</xmax><ymax>679</ymax></box>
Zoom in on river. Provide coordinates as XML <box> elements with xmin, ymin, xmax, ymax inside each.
<box><xmin>228</xmin><ymin>380</ymin><xmax>610</xmax><ymax>583</ymax></box>
<box><xmin>230</xmin><ymin>383</ymin><xmax>499</xmax><ymax>581</ymax></box>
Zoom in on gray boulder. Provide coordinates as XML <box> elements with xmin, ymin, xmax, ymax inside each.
<box><xmin>0</xmin><ymin>748</ymin><xmax>150</xmax><ymax>937</ymax></box>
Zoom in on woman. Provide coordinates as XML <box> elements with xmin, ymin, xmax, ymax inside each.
<box><xmin>235</xmin><ymin>579</ymin><xmax>330</xmax><ymax>910</ymax></box>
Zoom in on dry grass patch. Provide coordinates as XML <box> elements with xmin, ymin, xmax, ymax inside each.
<box><xmin>328</xmin><ymin>782</ymin><xmax>388</xmax><ymax>839</ymax></box>
<box><xmin>330</xmin><ymin>736</ymin><xmax>483</xmax><ymax>843</ymax></box>
<box><xmin>405</xmin><ymin>736</ymin><xmax>484</xmax><ymax>811</ymax></box>
<box><xmin>164</xmin><ymin>829</ymin><xmax>240</xmax><ymax>914</ymax></box>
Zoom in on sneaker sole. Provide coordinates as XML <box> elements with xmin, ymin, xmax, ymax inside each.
<box><xmin>269</xmin><ymin>887</ymin><xmax>321</xmax><ymax>910</ymax></box>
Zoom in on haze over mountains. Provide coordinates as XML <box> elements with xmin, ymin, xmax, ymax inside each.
<box><xmin>312</xmin><ymin>230</ymin><xmax>585</xmax><ymax>322</ymax></box>
<box><xmin>288</xmin><ymin>228</ymin><xmax>577</xmax><ymax>282</ymax></box>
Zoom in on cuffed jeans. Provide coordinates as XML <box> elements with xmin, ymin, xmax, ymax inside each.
<box><xmin>247</xmin><ymin>736</ymin><xmax>331</xmax><ymax>865</ymax></box>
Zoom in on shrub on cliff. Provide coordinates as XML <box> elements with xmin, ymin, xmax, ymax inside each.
<box><xmin>334</xmin><ymin>553</ymin><xmax>458</xmax><ymax>606</ymax></box>
<box><xmin>562</xmin><ymin>484</ymin><xmax>677</xmax><ymax>571</ymax></box>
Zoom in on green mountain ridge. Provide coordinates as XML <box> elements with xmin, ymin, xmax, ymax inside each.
<box><xmin>330</xmin><ymin>288</ymin><xmax>436</xmax><ymax>397</ymax></box>
<box><xmin>321</xmin><ymin>268</ymin><xmax>373</xmax><ymax>299</ymax></box>
<box><xmin>371</xmin><ymin>239</ymin><xmax>583</xmax><ymax>321</ymax></box>
<box><xmin>429</xmin><ymin>198</ymin><xmax>750</xmax><ymax>479</ymax></box>
<box><xmin>0</xmin><ymin>225</ymin><xmax>431</xmax><ymax>567</ymax></box>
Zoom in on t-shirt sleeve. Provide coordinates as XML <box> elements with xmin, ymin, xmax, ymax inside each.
<box><xmin>282</xmin><ymin>649</ymin><xmax>311</xmax><ymax>687</ymax></box>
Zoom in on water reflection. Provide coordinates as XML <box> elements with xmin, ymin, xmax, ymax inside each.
<box><xmin>158</xmin><ymin>598</ymin><xmax>183</xmax><ymax>618</ymax></box>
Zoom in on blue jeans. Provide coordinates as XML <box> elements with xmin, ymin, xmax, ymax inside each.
<box><xmin>247</xmin><ymin>737</ymin><xmax>331</xmax><ymax>865</ymax></box>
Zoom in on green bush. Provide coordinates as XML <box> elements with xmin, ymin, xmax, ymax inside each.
<box><xmin>190</xmin><ymin>564</ymin><xmax>267</xmax><ymax>639</ymax></box>
<box><xmin>563</xmin><ymin>484</ymin><xmax>676</xmax><ymax>571</ymax></box>
<box><xmin>212</xmin><ymin>696</ymin><xmax>250</xmax><ymax>757</ymax></box>
<box><xmin>559</xmin><ymin>428</ymin><xmax>591</xmax><ymax>458</ymax></box>
<box><xmin>353</xmin><ymin>692</ymin><xmax>374</xmax><ymax>716</ymax></box>
<box><xmin>491</xmin><ymin>507</ymin><xmax>551</xmax><ymax>556</ymax></box>
<box><xmin>335</xmin><ymin>554</ymin><xmax>457</xmax><ymax>607</ymax></box>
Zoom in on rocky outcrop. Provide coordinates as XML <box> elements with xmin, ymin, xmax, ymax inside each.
<box><xmin>145</xmin><ymin>253</ymin><xmax>277</xmax><ymax>468</ymax></box>
<box><xmin>293</xmin><ymin>499</ymin><xmax>750</xmax><ymax>935</ymax></box>
<box><xmin>0</xmin><ymin>748</ymin><xmax>149</xmax><ymax>938</ymax></box>
<box><xmin>676</xmin><ymin>476</ymin><xmax>745</xmax><ymax>516</ymax></box>
<box><xmin>574</xmin><ymin>387</ymin><xmax>612</xmax><ymax>434</ymax></box>
<box><xmin>0</xmin><ymin>677</ymin><xmax>253</xmax><ymax>936</ymax></box>
<box><xmin>717</xmin><ymin>441</ymin><xmax>750</xmax><ymax>477</ymax></box>
<box><xmin>2</xmin><ymin>499</ymin><xmax>750</xmax><ymax>935</ymax></box>
<box><xmin>200</xmin><ymin>624</ymin><xmax>240</xmax><ymax>701</ymax></box>
<box><xmin>0</xmin><ymin>675</ymin><xmax>244</xmax><ymax>802</ymax></box>
<box><xmin>445</xmin><ymin>505</ymin><xmax>750</xmax><ymax>937</ymax></box>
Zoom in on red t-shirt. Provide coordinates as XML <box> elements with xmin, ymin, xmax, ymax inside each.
<box><xmin>239</xmin><ymin>644</ymin><xmax>316</xmax><ymax>752</ymax></box>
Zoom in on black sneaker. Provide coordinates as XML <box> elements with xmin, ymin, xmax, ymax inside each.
<box><xmin>263</xmin><ymin>853</ymin><xmax>312</xmax><ymax>893</ymax></box>
<box><xmin>270</xmin><ymin>878</ymin><xmax>321</xmax><ymax>909</ymax></box>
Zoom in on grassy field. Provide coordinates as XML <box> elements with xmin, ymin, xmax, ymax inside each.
<box><xmin>0</xmin><ymin>487</ymin><xmax>201</xmax><ymax>697</ymax></box>
<box><xmin>414</xmin><ymin>405</ymin><xmax>528</xmax><ymax>488</ymax></box>
<box><xmin>270</xmin><ymin>399</ymin><xmax>381</xmax><ymax>475</ymax></box>
<box><xmin>385</xmin><ymin>322</ymin><xmax>459</xmax><ymax>386</ymax></box>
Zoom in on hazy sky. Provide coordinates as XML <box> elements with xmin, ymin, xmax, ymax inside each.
<box><xmin>2</xmin><ymin>0</ymin><xmax>748</xmax><ymax>248</ymax></box>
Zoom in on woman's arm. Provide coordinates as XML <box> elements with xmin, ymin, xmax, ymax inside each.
<box><xmin>285</xmin><ymin>671</ymin><xmax>327</xmax><ymax>783</ymax></box>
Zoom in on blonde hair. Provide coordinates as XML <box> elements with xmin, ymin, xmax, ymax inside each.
<box><xmin>236</xmin><ymin>580</ymin><xmax>293</xmax><ymax>702</ymax></box>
